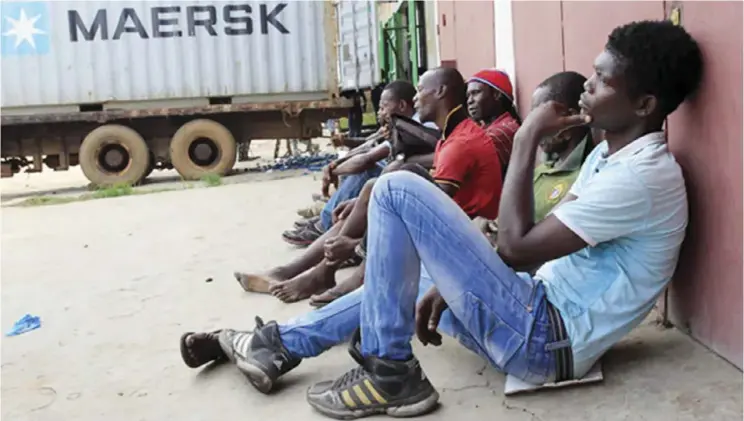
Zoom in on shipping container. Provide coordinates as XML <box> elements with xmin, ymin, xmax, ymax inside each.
<box><xmin>2</xmin><ymin>0</ymin><xmax>335</xmax><ymax>113</ymax></box>
<box><xmin>336</xmin><ymin>0</ymin><xmax>378</xmax><ymax>91</ymax></box>
<box><xmin>0</xmin><ymin>0</ymin><xmax>380</xmax><ymax>185</ymax></box>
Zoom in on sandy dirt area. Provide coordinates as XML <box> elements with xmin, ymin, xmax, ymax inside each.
<box><xmin>1</xmin><ymin>157</ymin><xmax>742</xmax><ymax>420</ymax></box>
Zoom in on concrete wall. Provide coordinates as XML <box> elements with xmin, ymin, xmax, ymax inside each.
<box><xmin>510</xmin><ymin>0</ymin><xmax>743</xmax><ymax>369</ymax></box>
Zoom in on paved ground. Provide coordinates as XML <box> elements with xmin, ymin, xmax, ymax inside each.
<box><xmin>0</xmin><ymin>139</ymin><xmax>328</xmax><ymax>205</ymax></box>
<box><xmin>2</xmin><ymin>170</ymin><xmax>742</xmax><ymax>421</ymax></box>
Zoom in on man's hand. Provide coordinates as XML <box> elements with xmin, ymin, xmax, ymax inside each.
<box><xmin>379</xmin><ymin>125</ymin><xmax>390</xmax><ymax>139</ymax></box>
<box><xmin>321</xmin><ymin>164</ymin><xmax>338</xmax><ymax>198</ymax></box>
<box><xmin>523</xmin><ymin>101</ymin><xmax>592</xmax><ymax>141</ymax></box>
<box><xmin>323</xmin><ymin>235</ymin><xmax>360</xmax><ymax>265</ymax></box>
<box><xmin>415</xmin><ymin>287</ymin><xmax>448</xmax><ymax>346</ymax></box>
<box><xmin>332</xmin><ymin>198</ymin><xmax>357</xmax><ymax>224</ymax></box>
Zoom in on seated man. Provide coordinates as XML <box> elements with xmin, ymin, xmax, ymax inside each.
<box><xmin>235</xmin><ymin>68</ymin><xmax>504</xmax><ymax>303</ymax></box>
<box><xmin>313</xmin><ymin>70</ymin><xmax>591</xmax><ymax>307</ymax></box>
<box><xmin>309</xmin><ymin>68</ymin><xmax>524</xmax><ymax>307</ymax></box>
<box><xmin>183</xmin><ymin>20</ymin><xmax>702</xmax><ymax>419</ymax></box>
<box><xmin>479</xmin><ymin>70</ymin><xmax>595</xmax><ymax>244</ymax></box>
<box><xmin>284</xmin><ymin>81</ymin><xmax>438</xmax><ymax>247</ymax></box>
<box><xmin>467</xmin><ymin>68</ymin><xmax>522</xmax><ymax>174</ymax></box>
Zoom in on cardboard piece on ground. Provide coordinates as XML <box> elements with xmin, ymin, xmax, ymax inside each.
<box><xmin>504</xmin><ymin>362</ymin><xmax>604</xmax><ymax>396</ymax></box>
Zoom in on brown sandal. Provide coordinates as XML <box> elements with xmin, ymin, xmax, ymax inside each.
<box><xmin>179</xmin><ymin>330</ymin><xmax>227</xmax><ymax>368</ymax></box>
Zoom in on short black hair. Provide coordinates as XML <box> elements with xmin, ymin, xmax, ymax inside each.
<box><xmin>537</xmin><ymin>71</ymin><xmax>587</xmax><ymax>109</ymax></box>
<box><xmin>606</xmin><ymin>20</ymin><xmax>703</xmax><ymax>116</ymax></box>
<box><xmin>383</xmin><ymin>80</ymin><xmax>417</xmax><ymax>107</ymax></box>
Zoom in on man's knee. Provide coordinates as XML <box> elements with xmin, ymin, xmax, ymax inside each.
<box><xmin>359</xmin><ymin>178</ymin><xmax>378</xmax><ymax>203</ymax></box>
<box><xmin>399</xmin><ymin>163</ymin><xmax>435</xmax><ymax>184</ymax></box>
<box><xmin>373</xmin><ymin>170</ymin><xmax>434</xmax><ymax>202</ymax></box>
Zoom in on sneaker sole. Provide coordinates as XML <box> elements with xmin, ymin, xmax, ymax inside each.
<box><xmin>307</xmin><ymin>390</ymin><xmax>440</xmax><ymax>420</ymax></box>
<box><xmin>235</xmin><ymin>358</ymin><xmax>274</xmax><ymax>394</ymax></box>
<box><xmin>218</xmin><ymin>331</ymin><xmax>274</xmax><ymax>394</ymax></box>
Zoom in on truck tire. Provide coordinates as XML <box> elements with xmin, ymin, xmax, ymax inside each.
<box><xmin>79</xmin><ymin>124</ymin><xmax>150</xmax><ymax>187</ymax></box>
<box><xmin>170</xmin><ymin>119</ymin><xmax>236</xmax><ymax>180</ymax></box>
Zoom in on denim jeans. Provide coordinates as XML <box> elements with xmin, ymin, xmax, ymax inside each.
<box><xmin>280</xmin><ymin>171</ymin><xmax>558</xmax><ymax>384</ymax></box>
<box><xmin>319</xmin><ymin>163</ymin><xmax>385</xmax><ymax>231</ymax></box>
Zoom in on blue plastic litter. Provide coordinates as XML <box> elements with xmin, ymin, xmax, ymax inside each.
<box><xmin>248</xmin><ymin>153</ymin><xmax>338</xmax><ymax>173</ymax></box>
<box><xmin>6</xmin><ymin>314</ymin><xmax>41</xmax><ymax>337</ymax></box>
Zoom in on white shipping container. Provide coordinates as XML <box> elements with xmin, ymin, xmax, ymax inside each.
<box><xmin>1</xmin><ymin>0</ymin><xmax>379</xmax><ymax>114</ymax></box>
<box><xmin>336</xmin><ymin>0</ymin><xmax>377</xmax><ymax>91</ymax></box>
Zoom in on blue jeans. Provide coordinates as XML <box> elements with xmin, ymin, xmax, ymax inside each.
<box><xmin>280</xmin><ymin>171</ymin><xmax>557</xmax><ymax>384</ymax></box>
<box><xmin>319</xmin><ymin>163</ymin><xmax>385</xmax><ymax>231</ymax></box>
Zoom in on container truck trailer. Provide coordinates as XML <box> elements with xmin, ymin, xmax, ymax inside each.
<box><xmin>0</xmin><ymin>0</ymin><xmax>379</xmax><ymax>185</ymax></box>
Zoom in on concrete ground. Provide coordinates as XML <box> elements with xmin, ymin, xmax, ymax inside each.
<box><xmin>2</xmin><ymin>163</ymin><xmax>742</xmax><ymax>420</ymax></box>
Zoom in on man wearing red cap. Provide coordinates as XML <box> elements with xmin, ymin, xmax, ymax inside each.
<box><xmin>467</xmin><ymin>69</ymin><xmax>522</xmax><ymax>175</ymax></box>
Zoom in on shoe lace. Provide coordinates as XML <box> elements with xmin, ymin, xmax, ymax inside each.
<box><xmin>332</xmin><ymin>328</ymin><xmax>372</xmax><ymax>388</ymax></box>
<box><xmin>333</xmin><ymin>366</ymin><xmax>369</xmax><ymax>389</ymax></box>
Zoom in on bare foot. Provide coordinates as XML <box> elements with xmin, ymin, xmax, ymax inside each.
<box><xmin>310</xmin><ymin>264</ymin><xmax>365</xmax><ymax>308</ymax></box>
<box><xmin>233</xmin><ymin>269</ymin><xmax>287</xmax><ymax>293</ymax></box>
<box><xmin>269</xmin><ymin>263</ymin><xmax>337</xmax><ymax>303</ymax></box>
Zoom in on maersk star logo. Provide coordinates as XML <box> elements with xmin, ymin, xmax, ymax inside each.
<box><xmin>1</xmin><ymin>2</ymin><xmax>50</xmax><ymax>56</ymax></box>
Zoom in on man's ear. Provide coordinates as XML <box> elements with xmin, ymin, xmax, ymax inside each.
<box><xmin>635</xmin><ymin>94</ymin><xmax>658</xmax><ymax>118</ymax></box>
<box><xmin>435</xmin><ymin>85</ymin><xmax>447</xmax><ymax>100</ymax></box>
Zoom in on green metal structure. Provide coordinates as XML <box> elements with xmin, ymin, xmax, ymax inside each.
<box><xmin>378</xmin><ymin>0</ymin><xmax>428</xmax><ymax>85</ymax></box>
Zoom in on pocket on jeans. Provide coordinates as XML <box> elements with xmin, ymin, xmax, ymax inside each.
<box><xmin>451</xmin><ymin>292</ymin><xmax>525</xmax><ymax>370</ymax></box>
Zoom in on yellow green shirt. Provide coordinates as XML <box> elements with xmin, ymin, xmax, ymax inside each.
<box><xmin>533</xmin><ymin>137</ymin><xmax>589</xmax><ymax>222</ymax></box>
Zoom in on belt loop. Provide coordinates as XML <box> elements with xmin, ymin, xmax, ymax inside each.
<box><xmin>545</xmin><ymin>339</ymin><xmax>571</xmax><ymax>351</ymax></box>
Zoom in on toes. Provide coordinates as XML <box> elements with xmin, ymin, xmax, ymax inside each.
<box><xmin>269</xmin><ymin>283</ymin><xmax>284</xmax><ymax>294</ymax></box>
<box><xmin>280</xmin><ymin>294</ymin><xmax>299</xmax><ymax>303</ymax></box>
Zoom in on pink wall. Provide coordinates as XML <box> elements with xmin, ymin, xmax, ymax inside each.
<box><xmin>561</xmin><ymin>1</ymin><xmax>666</xmax><ymax>75</ymax></box>
<box><xmin>665</xmin><ymin>0</ymin><xmax>744</xmax><ymax>370</ymax></box>
<box><xmin>511</xmin><ymin>1</ymin><xmax>563</xmax><ymax>111</ymax></box>
<box><xmin>436</xmin><ymin>1</ymin><xmax>495</xmax><ymax>79</ymax></box>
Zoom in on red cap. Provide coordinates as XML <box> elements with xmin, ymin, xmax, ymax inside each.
<box><xmin>468</xmin><ymin>69</ymin><xmax>514</xmax><ymax>101</ymax></box>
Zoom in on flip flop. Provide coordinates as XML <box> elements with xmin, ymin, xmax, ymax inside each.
<box><xmin>179</xmin><ymin>330</ymin><xmax>226</xmax><ymax>368</ymax></box>
<box><xmin>309</xmin><ymin>289</ymin><xmax>344</xmax><ymax>308</ymax></box>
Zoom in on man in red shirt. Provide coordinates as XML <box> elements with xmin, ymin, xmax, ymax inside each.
<box><xmin>419</xmin><ymin>68</ymin><xmax>503</xmax><ymax>219</ymax></box>
<box><xmin>466</xmin><ymin>68</ymin><xmax>522</xmax><ymax>175</ymax></box>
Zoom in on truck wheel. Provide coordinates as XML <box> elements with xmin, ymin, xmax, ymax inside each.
<box><xmin>79</xmin><ymin>124</ymin><xmax>150</xmax><ymax>187</ymax></box>
<box><xmin>170</xmin><ymin>119</ymin><xmax>236</xmax><ymax>180</ymax></box>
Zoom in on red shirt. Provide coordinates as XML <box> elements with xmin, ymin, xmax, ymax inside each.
<box><xmin>433</xmin><ymin>107</ymin><xmax>503</xmax><ymax>219</ymax></box>
<box><xmin>483</xmin><ymin>112</ymin><xmax>520</xmax><ymax>176</ymax></box>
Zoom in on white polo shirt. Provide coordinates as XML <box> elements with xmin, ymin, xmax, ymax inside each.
<box><xmin>537</xmin><ymin>131</ymin><xmax>688</xmax><ymax>377</ymax></box>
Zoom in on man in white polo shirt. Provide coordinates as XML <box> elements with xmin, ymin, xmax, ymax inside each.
<box><xmin>180</xmin><ymin>21</ymin><xmax>704</xmax><ymax>419</ymax></box>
